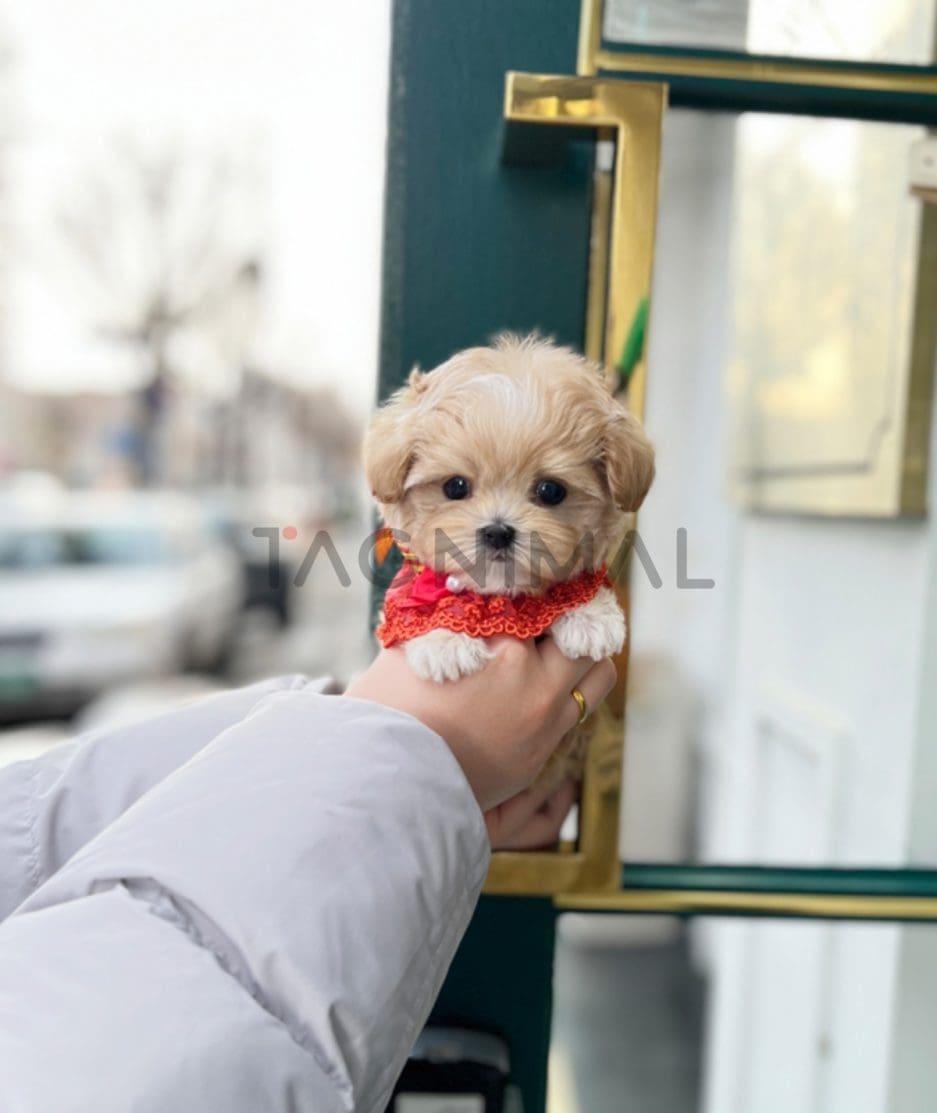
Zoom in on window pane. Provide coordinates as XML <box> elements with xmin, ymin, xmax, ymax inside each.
<box><xmin>602</xmin><ymin>0</ymin><xmax>937</xmax><ymax>65</ymax></box>
<box><xmin>626</xmin><ymin>105</ymin><xmax>936</xmax><ymax>868</ymax></box>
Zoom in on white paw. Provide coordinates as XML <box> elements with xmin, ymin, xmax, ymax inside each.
<box><xmin>405</xmin><ymin>630</ymin><xmax>493</xmax><ymax>682</ymax></box>
<box><xmin>550</xmin><ymin>587</ymin><xmax>625</xmax><ymax>661</ymax></box>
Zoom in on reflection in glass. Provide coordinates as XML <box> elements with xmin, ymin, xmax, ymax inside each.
<box><xmin>549</xmin><ymin>915</ymin><xmax>937</xmax><ymax>1113</ymax></box>
<box><xmin>602</xmin><ymin>0</ymin><xmax>936</xmax><ymax>65</ymax></box>
<box><xmin>603</xmin><ymin>0</ymin><xmax>748</xmax><ymax>52</ymax></box>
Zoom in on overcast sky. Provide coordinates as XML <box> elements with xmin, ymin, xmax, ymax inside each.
<box><xmin>1</xmin><ymin>0</ymin><xmax>391</xmax><ymax>415</ymax></box>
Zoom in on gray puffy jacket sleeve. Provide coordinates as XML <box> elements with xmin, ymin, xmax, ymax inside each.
<box><xmin>0</xmin><ymin>682</ymin><xmax>490</xmax><ymax>1113</ymax></box>
<box><xmin>0</xmin><ymin>675</ymin><xmax>320</xmax><ymax>920</ymax></box>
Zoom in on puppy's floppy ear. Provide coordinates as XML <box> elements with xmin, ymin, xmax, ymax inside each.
<box><xmin>600</xmin><ymin>406</ymin><xmax>655</xmax><ymax>512</ymax></box>
<box><xmin>363</xmin><ymin>367</ymin><xmax>427</xmax><ymax>505</ymax></box>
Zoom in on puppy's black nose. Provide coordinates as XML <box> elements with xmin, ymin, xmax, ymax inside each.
<box><xmin>482</xmin><ymin>522</ymin><xmax>516</xmax><ymax>551</ymax></box>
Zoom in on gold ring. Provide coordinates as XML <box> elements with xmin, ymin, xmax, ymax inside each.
<box><xmin>570</xmin><ymin>687</ymin><xmax>588</xmax><ymax>726</ymax></box>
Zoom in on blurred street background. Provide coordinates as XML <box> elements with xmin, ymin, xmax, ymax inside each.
<box><xmin>0</xmin><ymin>0</ymin><xmax>389</xmax><ymax>741</ymax></box>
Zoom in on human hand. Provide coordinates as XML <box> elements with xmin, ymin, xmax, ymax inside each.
<box><xmin>344</xmin><ymin>637</ymin><xmax>615</xmax><ymax>812</ymax></box>
<box><xmin>485</xmin><ymin>777</ymin><xmax>578</xmax><ymax>850</ymax></box>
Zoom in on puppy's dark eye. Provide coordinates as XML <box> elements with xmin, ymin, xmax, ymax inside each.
<box><xmin>534</xmin><ymin>479</ymin><xmax>567</xmax><ymax>506</ymax></box>
<box><xmin>442</xmin><ymin>476</ymin><xmax>471</xmax><ymax>500</ymax></box>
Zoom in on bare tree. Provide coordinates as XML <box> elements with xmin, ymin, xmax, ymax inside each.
<box><xmin>56</xmin><ymin>139</ymin><xmax>263</xmax><ymax>483</ymax></box>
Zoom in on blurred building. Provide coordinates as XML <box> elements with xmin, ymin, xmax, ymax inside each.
<box><xmin>0</xmin><ymin>372</ymin><xmax>362</xmax><ymax>518</ymax></box>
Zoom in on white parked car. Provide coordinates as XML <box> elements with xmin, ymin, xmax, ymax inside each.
<box><xmin>0</xmin><ymin>492</ymin><xmax>245</xmax><ymax>717</ymax></box>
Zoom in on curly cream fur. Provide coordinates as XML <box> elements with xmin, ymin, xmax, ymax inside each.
<box><xmin>364</xmin><ymin>334</ymin><xmax>654</xmax><ymax>597</ymax></box>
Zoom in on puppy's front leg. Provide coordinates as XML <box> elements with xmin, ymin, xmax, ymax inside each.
<box><xmin>405</xmin><ymin>629</ymin><xmax>493</xmax><ymax>682</ymax></box>
<box><xmin>550</xmin><ymin>586</ymin><xmax>625</xmax><ymax>661</ymax></box>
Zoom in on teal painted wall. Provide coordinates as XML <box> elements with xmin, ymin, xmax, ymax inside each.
<box><xmin>380</xmin><ymin>0</ymin><xmax>591</xmax><ymax>397</ymax></box>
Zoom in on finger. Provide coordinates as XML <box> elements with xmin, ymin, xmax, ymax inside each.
<box><xmin>497</xmin><ymin>779</ymin><xmax>578</xmax><ymax>851</ymax></box>
<box><xmin>486</xmin><ymin>635</ymin><xmax>536</xmax><ymax>667</ymax></box>
<box><xmin>486</xmin><ymin>778</ymin><xmax>576</xmax><ymax>848</ymax></box>
<box><xmin>534</xmin><ymin>634</ymin><xmax>598</xmax><ymax>686</ymax></box>
<box><xmin>485</xmin><ymin>781</ymin><xmax>555</xmax><ymax>846</ymax></box>
<box><xmin>557</xmin><ymin>657</ymin><xmax>617</xmax><ymax>734</ymax></box>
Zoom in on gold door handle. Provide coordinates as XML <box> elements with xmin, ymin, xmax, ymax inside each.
<box><xmin>502</xmin><ymin>72</ymin><xmax>666</xmax><ymax>421</ymax></box>
<box><xmin>485</xmin><ymin>73</ymin><xmax>666</xmax><ymax>898</ymax></box>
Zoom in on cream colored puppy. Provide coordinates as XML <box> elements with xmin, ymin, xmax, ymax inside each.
<box><xmin>365</xmin><ymin>334</ymin><xmax>654</xmax><ymax>683</ymax></box>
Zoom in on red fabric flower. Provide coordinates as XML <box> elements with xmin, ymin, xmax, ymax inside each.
<box><xmin>392</xmin><ymin>565</ymin><xmax>453</xmax><ymax>609</ymax></box>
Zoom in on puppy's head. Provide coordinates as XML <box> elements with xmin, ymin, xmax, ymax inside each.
<box><xmin>364</xmin><ymin>334</ymin><xmax>654</xmax><ymax>594</ymax></box>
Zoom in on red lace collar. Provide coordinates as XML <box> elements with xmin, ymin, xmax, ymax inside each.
<box><xmin>376</xmin><ymin>559</ymin><xmax>610</xmax><ymax>647</ymax></box>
